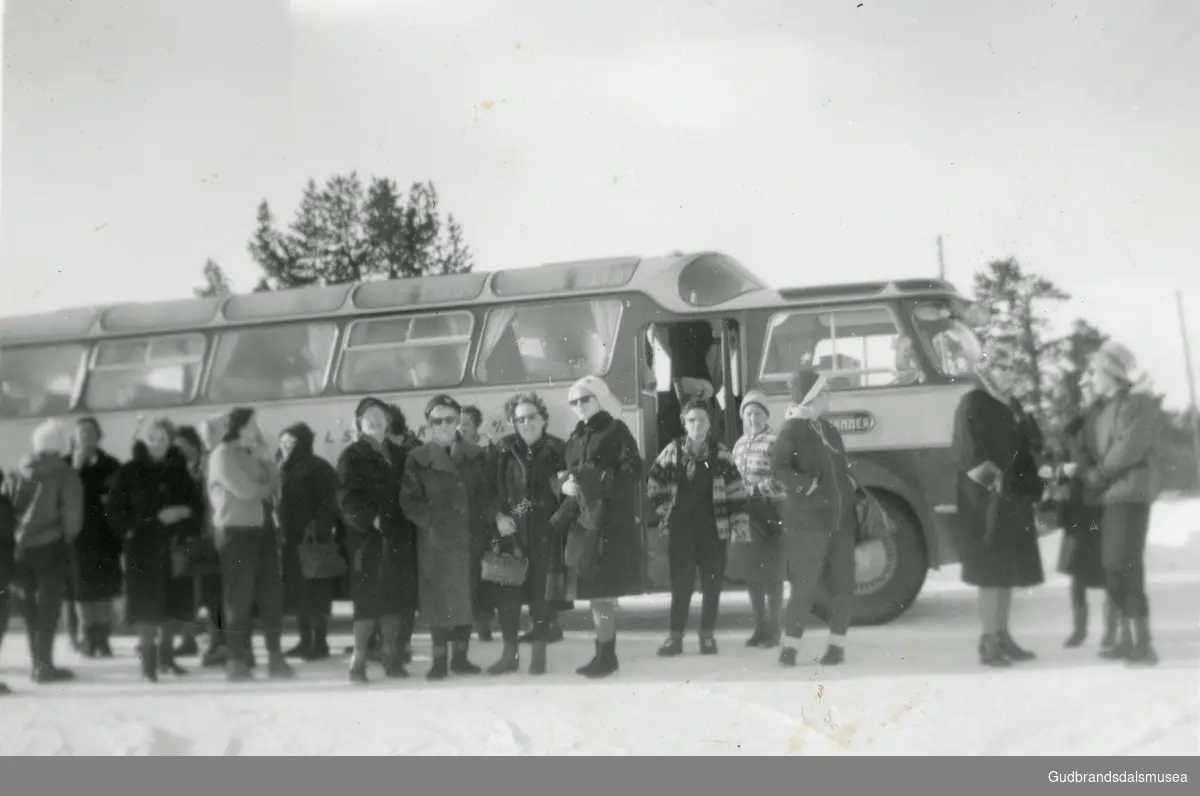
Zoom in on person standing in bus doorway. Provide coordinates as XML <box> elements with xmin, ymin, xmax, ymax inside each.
<box><xmin>1</xmin><ymin>419</ymin><xmax>84</xmax><ymax>683</ymax></box>
<box><xmin>951</xmin><ymin>342</ymin><xmax>1046</xmax><ymax>667</ymax></box>
<box><xmin>728</xmin><ymin>391</ymin><xmax>786</xmax><ymax>648</ymax></box>
<box><xmin>106</xmin><ymin>417</ymin><xmax>205</xmax><ymax>681</ymax></box>
<box><xmin>276</xmin><ymin>422</ymin><xmax>339</xmax><ymax>663</ymax></box>
<box><xmin>172</xmin><ymin>425</ymin><xmax>229</xmax><ymax>669</ymax></box>
<box><xmin>490</xmin><ymin>392</ymin><xmax>568</xmax><ymax>675</ymax></box>
<box><xmin>553</xmin><ymin>375</ymin><xmax>643</xmax><ymax>679</ymax></box>
<box><xmin>648</xmin><ymin>399</ymin><xmax>749</xmax><ymax>657</ymax></box>
<box><xmin>459</xmin><ymin>404</ymin><xmax>498</xmax><ymax>643</ymax></box>
<box><xmin>337</xmin><ymin>399</ymin><xmax>419</xmax><ymax>684</ymax></box>
<box><xmin>400</xmin><ymin>394</ymin><xmax>490</xmax><ymax>680</ymax></box>
<box><xmin>770</xmin><ymin>370</ymin><xmax>858</xmax><ymax>668</ymax></box>
<box><xmin>1079</xmin><ymin>342</ymin><xmax>1163</xmax><ymax>667</ymax></box>
<box><xmin>208</xmin><ymin>408</ymin><xmax>295</xmax><ymax>682</ymax></box>
<box><xmin>66</xmin><ymin>417</ymin><xmax>123</xmax><ymax>659</ymax></box>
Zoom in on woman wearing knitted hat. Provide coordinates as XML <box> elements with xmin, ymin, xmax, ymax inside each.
<box><xmin>951</xmin><ymin>341</ymin><xmax>1046</xmax><ymax>667</ymax></box>
<box><xmin>728</xmin><ymin>390</ymin><xmax>786</xmax><ymax>648</ymax></box>
<box><xmin>336</xmin><ymin>397</ymin><xmax>420</xmax><ymax>683</ymax></box>
<box><xmin>769</xmin><ymin>369</ymin><xmax>859</xmax><ymax>667</ymax></box>
<box><xmin>1078</xmin><ymin>341</ymin><xmax>1162</xmax><ymax>666</ymax></box>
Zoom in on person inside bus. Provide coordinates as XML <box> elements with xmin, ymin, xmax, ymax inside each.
<box><xmin>458</xmin><ymin>404</ymin><xmax>498</xmax><ymax>642</ymax></box>
<box><xmin>67</xmin><ymin>416</ymin><xmax>123</xmax><ymax>659</ymax></box>
<box><xmin>208</xmin><ymin>407</ymin><xmax>295</xmax><ymax>682</ymax></box>
<box><xmin>400</xmin><ymin>394</ymin><xmax>491</xmax><ymax>681</ymax></box>
<box><xmin>1</xmin><ymin>418</ymin><xmax>84</xmax><ymax>683</ymax></box>
<box><xmin>172</xmin><ymin>425</ymin><xmax>229</xmax><ymax>669</ymax></box>
<box><xmin>552</xmin><ymin>375</ymin><xmax>643</xmax><ymax>679</ymax></box>
<box><xmin>490</xmin><ymin>391</ymin><xmax>568</xmax><ymax>675</ymax></box>
<box><xmin>276</xmin><ymin>422</ymin><xmax>339</xmax><ymax>663</ymax></box>
<box><xmin>951</xmin><ymin>340</ymin><xmax>1046</xmax><ymax>668</ymax></box>
<box><xmin>728</xmin><ymin>391</ymin><xmax>786</xmax><ymax>649</ymax></box>
<box><xmin>770</xmin><ymin>369</ymin><xmax>859</xmax><ymax>668</ymax></box>
<box><xmin>893</xmin><ymin>336</ymin><xmax>923</xmax><ymax>386</ymax></box>
<box><xmin>106</xmin><ymin>416</ymin><xmax>205</xmax><ymax>682</ymax></box>
<box><xmin>337</xmin><ymin>398</ymin><xmax>419</xmax><ymax>684</ymax></box>
<box><xmin>648</xmin><ymin>399</ymin><xmax>749</xmax><ymax>657</ymax></box>
<box><xmin>1079</xmin><ymin>342</ymin><xmax>1163</xmax><ymax>667</ymax></box>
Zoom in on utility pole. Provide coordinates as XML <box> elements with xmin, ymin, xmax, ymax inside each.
<box><xmin>1177</xmin><ymin>290</ymin><xmax>1200</xmax><ymax>491</ymax></box>
<box><xmin>937</xmin><ymin>235</ymin><xmax>946</xmax><ymax>281</ymax></box>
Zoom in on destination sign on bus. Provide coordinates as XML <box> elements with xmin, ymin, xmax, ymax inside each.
<box><xmin>822</xmin><ymin>411</ymin><xmax>876</xmax><ymax>435</ymax></box>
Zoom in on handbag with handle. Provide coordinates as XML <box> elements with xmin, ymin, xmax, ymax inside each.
<box><xmin>298</xmin><ymin>525</ymin><xmax>348</xmax><ymax>580</ymax></box>
<box><xmin>847</xmin><ymin>473</ymin><xmax>898</xmax><ymax>544</ymax></box>
<box><xmin>481</xmin><ymin>538</ymin><xmax>529</xmax><ymax>587</ymax></box>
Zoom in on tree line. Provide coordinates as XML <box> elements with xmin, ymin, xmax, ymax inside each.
<box><xmin>195</xmin><ymin>173</ymin><xmax>1199</xmax><ymax>493</ymax></box>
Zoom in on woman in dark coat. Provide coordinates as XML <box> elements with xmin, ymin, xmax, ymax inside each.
<box><xmin>490</xmin><ymin>391</ymin><xmax>567</xmax><ymax>676</ymax></box>
<box><xmin>399</xmin><ymin>394</ymin><xmax>491</xmax><ymax>681</ymax></box>
<box><xmin>337</xmin><ymin>398</ymin><xmax>420</xmax><ymax>684</ymax></box>
<box><xmin>951</xmin><ymin>341</ymin><xmax>1046</xmax><ymax>667</ymax></box>
<box><xmin>1052</xmin><ymin>414</ymin><xmax>1114</xmax><ymax>650</ymax></box>
<box><xmin>551</xmin><ymin>375</ymin><xmax>644</xmax><ymax>680</ymax></box>
<box><xmin>106</xmin><ymin>416</ymin><xmax>205</xmax><ymax>682</ymax></box>
<box><xmin>769</xmin><ymin>370</ymin><xmax>859</xmax><ymax>668</ymax></box>
<box><xmin>68</xmin><ymin>416</ymin><xmax>123</xmax><ymax>659</ymax></box>
<box><xmin>277</xmin><ymin>422</ymin><xmax>338</xmax><ymax>662</ymax></box>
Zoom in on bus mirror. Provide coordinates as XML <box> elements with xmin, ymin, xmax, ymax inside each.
<box><xmin>912</xmin><ymin>304</ymin><xmax>948</xmax><ymax>322</ymax></box>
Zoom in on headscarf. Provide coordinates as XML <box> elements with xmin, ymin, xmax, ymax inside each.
<box><xmin>569</xmin><ymin>375</ymin><xmax>623</xmax><ymax>420</ymax></box>
<box><xmin>784</xmin><ymin>368</ymin><xmax>828</xmax><ymax>420</ymax></box>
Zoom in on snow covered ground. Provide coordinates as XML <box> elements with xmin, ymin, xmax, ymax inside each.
<box><xmin>2</xmin><ymin>498</ymin><xmax>1198</xmax><ymax>756</ymax></box>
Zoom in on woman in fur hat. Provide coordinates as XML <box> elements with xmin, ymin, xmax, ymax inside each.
<box><xmin>728</xmin><ymin>390</ymin><xmax>786</xmax><ymax>648</ymax></box>
<box><xmin>1078</xmin><ymin>341</ymin><xmax>1163</xmax><ymax>666</ymax></box>
<box><xmin>769</xmin><ymin>369</ymin><xmax>858</xmax><ymax>668</ymax></box>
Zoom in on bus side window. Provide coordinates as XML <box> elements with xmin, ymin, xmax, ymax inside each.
<box><xmin>475</xmin><ymin>299</ymin><xmax>623</xmax><ymax>386</ymax></box>
<box><xmin>207</xmin><ymin>322</ymin><xmax>338</xmax><ymax>403</ymax></box>
<box><xmin>760</xmin><ymin>306</ymin><xmax>915</xmax><ymax>390</ymax></box>
<box><xmin>337</xmin><ymin>311</ymin><xmax>472</xmax><ymax>394</ymax></box>
<box><xmin>0</xmin><ymin>343</ymin><xmax>85</xmax><ymax>418</ymax></box>
<box><xmin>84</xmin><ymin>333</ymin><xmax>206</xmax><ymax>411</ymax></box>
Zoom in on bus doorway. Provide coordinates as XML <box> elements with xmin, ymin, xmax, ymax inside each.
<box><xmin>639</xmin><ymin>317</ymin><xmax>744</xmax><ymax>592</ymax></box>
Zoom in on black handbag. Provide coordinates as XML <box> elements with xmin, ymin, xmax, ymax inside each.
<box><xmin>481</xmin><ymin>538</ymin><xmax>529</xmax><ymax>587</ymax></box>
<box><xmin>298</xmin><ymin>526</ymin><xmax>348</xmax><ymax>580</ymax></box>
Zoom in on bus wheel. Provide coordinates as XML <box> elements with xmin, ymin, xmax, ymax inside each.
<box><xmin>813</xmin><ymin>495</ymin><xmax>928</xmax><ymax>627</ymax></box>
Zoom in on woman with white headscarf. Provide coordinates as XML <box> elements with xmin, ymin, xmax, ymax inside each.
<box><xmin>550</xmin><ymin>375</ymin><xmax>643</xmax><ymax>679</ymax></box>
<box><xmin>1078</xmin><ymin>342</ymin><xmax>1163</xmax><ymax>666</ymax></box>
<box><xmin>951</xmin><ymin>340</ymin><xmax>1046</xmax><ymax>667</ymax></box>
<box><xmin>769</xmin><ymin>368</ymin><xmax>858</xmax><ymax>668</ymax></box>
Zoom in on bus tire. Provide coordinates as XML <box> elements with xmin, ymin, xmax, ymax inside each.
<box><xmin>812</xmin><ymin>494</ymin><xmax>928</xmax><ymax>627</ymax></box>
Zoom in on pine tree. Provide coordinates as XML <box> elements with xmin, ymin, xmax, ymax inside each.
<box><xmin>194</xmin><ymin>259</ymin><xmax>234</xmax><ymax>297</ymax></box>
<box><xmin>1049</xmin><ymin>319</ymin><xmax>1109</xmax><ymax>427</ymax></box>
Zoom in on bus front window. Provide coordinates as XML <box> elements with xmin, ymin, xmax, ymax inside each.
<box><xmin>912</xmin><ymin>300</ymin><xmax>983</xmax><ymax>379</ymax></box>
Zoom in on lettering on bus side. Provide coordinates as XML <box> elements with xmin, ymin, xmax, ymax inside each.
<box><xmin>822</xmin><ymin>411</ymin><xmax>876</xmax><ymax>435</ymax></box>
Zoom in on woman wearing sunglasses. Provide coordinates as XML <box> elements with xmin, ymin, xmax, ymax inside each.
<box><xmin>952</xmin><ymin>341</ymin><xmax>1046</xmax><ymax>667</ymax></box>
<box><xmin>550</xmin><ymin>376</ymin><xmax>643</xmax><ymax>679</ymax></box>
<box><xmin>400</xmin><ymin>393</ymin><xmax>493</xmax><ymax>680</ymax></box>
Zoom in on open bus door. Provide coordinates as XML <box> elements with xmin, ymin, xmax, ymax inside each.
<box><xmin>639</xmin><ymin>317</ymin><xmax>743</xmax><ymax>593</ymax></box>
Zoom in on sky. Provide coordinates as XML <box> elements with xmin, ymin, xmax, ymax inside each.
<box><xmin>2</xmin><ymin>0</ymin><xmax>1198</xmax><ymax>407</ymax></box>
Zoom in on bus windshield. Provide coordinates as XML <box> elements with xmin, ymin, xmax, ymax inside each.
<box><xmin>911</xmin><ymin>299</ymin><xmax>982</xmax><ymax>379</ymax></box>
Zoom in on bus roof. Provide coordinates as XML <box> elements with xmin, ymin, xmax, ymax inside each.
<box><xmin>0</xmin><ymin>251</ymin><xmax>968</xmax><ymax>346</ymax></box>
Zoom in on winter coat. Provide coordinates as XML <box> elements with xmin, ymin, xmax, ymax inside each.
<box><xmin>207</xmin><ymin>442</ymin><xmax>278</xmax><ymax>529</ymax></box>
<box><xmin>2</xmin><ymin>452</ymin><xmax>85</xmax><ymax>559</ymax></box>
<box><xmin>550</xmin><ymin>411</ymin><xmax>644</xmax><ymax>601</ymax></box>
<box><xmin>277</xmin><ymin>423</ymin><xmax>339</xmax><ymax>617</ymax></box>
<box><xmin>492</xmin><ymin>432</ymin><xmax>567</xmax><ymax>607</ymax></box>
<box><xmin>336</xmin><ymin>437</ymin><xmax>419</xmax><ymax>620</ymax></box>
<box><xmin>67</xmin><ymin>450</ymin><xmax>124</xmax><ymax>602</ymax></box>
<box><xmin>951</xmin><ymin>388</ymin><xmax>1046</xmax><ymax>589</ymax></box>
<box><xmin>728</xmin><ymin>428</ymin><xmax>786</xmax><ymax>584</ymax></box>
<box><xmin>106</xmin><ymin>444</ymin><xmax>205</xmax><ymax>624</ymax></box>
<box><xmin>769</xmin><ymin>415</ymin><xmax>859</xmax><ymax>539</ymax></box>
<box><xmin>1080</xmin><ymin>388</ymin><xmax>1164</xmax><ymax>506</ymax></box>
<box><xmin>647</xmin><ymin>436</ymin><xmax>750</xmax><ymax>541</ymax></box>
<box><xmin>400</xmin><ymin>437</ymin><xmax>494</xmax><ymax>628</ymax></box>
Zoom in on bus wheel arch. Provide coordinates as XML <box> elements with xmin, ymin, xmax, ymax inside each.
<box><xmin>812</xmin><ymin>490</ymin><xmax>929</xmax><ymax>627</ymax></box>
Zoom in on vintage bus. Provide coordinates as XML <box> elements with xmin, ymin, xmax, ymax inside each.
<box><xmin>0</xmin><ymin>251</ymin><xmax>984</xmax><ymax>625</ymax></box>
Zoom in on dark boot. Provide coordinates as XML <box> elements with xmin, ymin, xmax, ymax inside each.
<box><xmin>140</xmin><ymin>643</ymin><xmax>159</xmax><ymax>683</ymax></box>
<box><xmin>576</xmin><ymin>640</ymin><xmax>601</xmax><ymax>675</ymax></box>
<box><xmin>285</xmin><ymin>619</ymin><xmax>312</xmax><ymax>659</ymax></box>
<box><xmin>778</xmin><ymin>646</ymin><xmax>798</xmax><ymax>668</ymax></box>
<box><xmin>745</xmin><ymin>626</ymin><xmax>766</xmax><ymax>648</ymax></box>
<box><xmin>427</xmin><ymin>654</ymin><xmax>450</xmax><ymax>682</ymax></box>
<box><xmin>759</xmin><ymin>626</ymin><xmax>782</xmax><ymax>649</ymax></box>
<box><xmin>476</xmin><ymin>620</ymin><xmax>493</xmax><ymax>643</ymax></box>
<box><xmin>79</xmin><ymin>624</ymin><xmax>99</xmax><ymax>658</ymax></box>
<box><xmin>267</xmin><ymin>651</ymin><xmax>296</xmax><ymax>680</ymax></box>
<box><xmin>819</xmin><ymin>645</ymin><xmax>845</xmax><ymax>666</ymax></box>
<box><xmin>1099</xmin><ymin>599</ymin><xmax>1118</xmax><ymax>650</ymax></box>
<box><xmin>1099</xmin><ymin>616</ymin><xmax>1133</xmax><ymax>661</ymax></box>
<box><xmin>95</xmin><ymin>625</ymin><xmax>115</xmax><ymax>659</ymax></box>
<box><xmin>978</xmin><ymin>634</ymin><xmax>1012</xmax><ymax>668</ymax></box>
<box><xmin>583</xmin><ymin>639</ymin><xmax>618</xmax><ymax>679</ymax></box>
<box><xmin>349</xmin><ymin>662</ymin><xmax>369</xmax><ymax>684</ymax></box>
<box><xmin>0</xmin><ymin>682</ymin><xmax>11</xmax><ymax>695</ymax></box>
<box><xmin>30</xmin><ymin>628</ymin><xmax>75</xmax><ymax>683</ymax></box>
<box><xmin>158</xmin><ymin>639</ymin><xmax>188</xmax><ymax>676</ymax></box>
<box><xmin>996</xmin><ymin>631</ymin><xmax>1036</xmax><ymax>661</ymax></box>
<box><xmin>487</xmin><ymin>643</ymin><xmax>520</xmax><ymax>676</ymax></box>
<box><xmin>1126</xmin><ymin>617</ymin><xmax>1159</xmax><ymax>667</ymax></box>
<box><xmin>450</xmin><ymin>641</ymin><xmax>482</xmax><ymax>675</ymax></box>
<box><xmin>657</xmin><ymin>635</ymin><xmax>684</xmax><ymax>657</ymax></box>
<box><xmin>698</xmin><ymin>635</ymin><xmax>718</xmax><ymax>656</ymax></box>
<box><xmin>304</xmin><ymin>620</ymin><xmax>331</xmax><ymax>661</ymax></box>
<box><xmin>1064</xmin><ymin>600</ymin><xmax>1087</xmax><ymax>648</ymax></box>
<box><xmin>529</xmin><ymin>641</ymin><xmax>548</xmax><ymax>676</ymax></box>
<box><xmin>544</xmin><ymin>620</ymin><xmax>564</xmax><ymax>644</ymax></box>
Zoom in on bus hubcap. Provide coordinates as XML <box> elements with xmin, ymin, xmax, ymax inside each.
<box><xmin>855</xmin><ymin>538</ymin><xmax>897</xmax><ymax>596</ymax></box>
